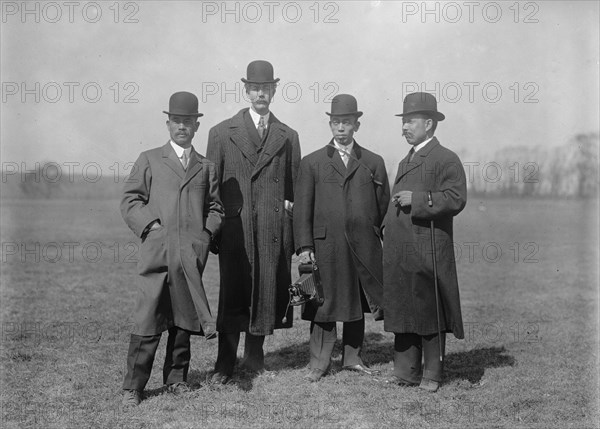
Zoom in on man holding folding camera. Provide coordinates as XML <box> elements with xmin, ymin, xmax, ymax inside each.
<box><xmin>294</xmin><ymin>94</ymin><xmax>390</xmax><ymax>382</ymax></box>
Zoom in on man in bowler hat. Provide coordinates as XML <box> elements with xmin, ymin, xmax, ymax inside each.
<box><xmin>294</xmin><ymin>94</ymin><xmax>390</xmax><ymax>382</ymax></box>
<box><xmin>120</xmin><ymin>92</ymin><xmax>224</xmax><ymax>407</ymax></box>
<box><xmin>382</xmin><ymin>92</ymin><xmax>466</xmax><ymax>392</ymax></box>
<box><xmin>206</xmin><ymin>60</ymin><xmax>301</xmax><ymax>383</ymax></box>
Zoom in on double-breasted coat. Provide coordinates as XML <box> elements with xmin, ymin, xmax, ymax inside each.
<box><xmin>382</xmin><ymin>137</ymin><xmax>466</xmax><ymax>338</ymax></box>
<box><xmin>121</xmin><ymin>143</ymin><xmax>224</xmax><ymax>337</ymax></box>
<box><xmin>206</xmin><ymin>108</ymin><xmax>301</xmax><ymax>336</ymax></box>
<box><xmin>294</xmin><ymin>142</ymin><xmax>390</xmax><ymax>322</ymax></box>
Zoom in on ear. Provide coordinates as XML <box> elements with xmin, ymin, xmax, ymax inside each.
<box><xmin>425</xmin><ymin>118</ymin><xmax>433</xmax><ymax>132</ymax></box>
<box><xmin>354</xmin><ymin>120</ymin><xmax>361</xmax><ymax>132</ymax></box>
<box><xmin>194</xmin><ymin>121</ymin><xmax>200</xmax><ymax>132</ymax></box>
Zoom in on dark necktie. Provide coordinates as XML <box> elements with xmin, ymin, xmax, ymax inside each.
<box><xmin>257</xmin><ymin>116</ymin><xmax>266</xmax><ymax>140</ymax></box>
<box><xmin>408</xmin><ymin>148</ymin><xmax>415</xmax><ymax>162</ymax></box>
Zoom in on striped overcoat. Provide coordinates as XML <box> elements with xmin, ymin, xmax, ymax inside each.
<box><xmin>206</xmin><ymin>108</ymin><xmax>301</xmax><ymax>335</ymax></box>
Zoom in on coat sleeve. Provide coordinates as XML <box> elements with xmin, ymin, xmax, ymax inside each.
<box><xmin>411</xmin><ymin>151</ymin><xmax>467</xmax><ymax>220</ymax></box>
<box><xmin>285</xmin><ymin>130</ymin><xmax>301</xmax><ymax>201</ymax></box>
<box><xmin>120</xmin><ymin>152</ymin><xmax>159</xmax><ymax>238</ymax></box>
<box><xmin>292</xmin><ymin>157</ymin><xmax>315</xmax><ymax>253</ymax></box>
<box><xmin>206</xmin><ymin>127</ymin><xmax>223</xmax><ymax>183</ymax></box>
<box><xmin>204</xmin><ymin>162</ymin><xmax>224</xmax><ymax>236</ymax></box>
<box><xmin>374</xmin><ymin>156</ymin><xmax>390</xmax><ymax>226</ymax></box>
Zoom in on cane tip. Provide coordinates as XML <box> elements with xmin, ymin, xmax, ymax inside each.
<box><xmin>282</xmin><ymin>317</ymin><xmax>287</xmax><ymax>324</ymax></box>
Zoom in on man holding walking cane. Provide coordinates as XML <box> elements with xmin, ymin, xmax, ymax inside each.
<box><xmin>382</xmin><ymin>92</ymin><xmax>467</xmax><ymax>392</ymax></box>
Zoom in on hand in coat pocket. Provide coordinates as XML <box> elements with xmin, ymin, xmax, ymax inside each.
<box><xmin>138</xmin><ymin>225</ymin><xmax>167</xmax><ymax>275</ymax></box>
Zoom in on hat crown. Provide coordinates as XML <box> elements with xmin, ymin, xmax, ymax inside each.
<box><xmin>242</xmin><ymin>60</ymin><xmax>279</xmax><ymax>84</ymax></box>
<box><xmin>164</xmin><ymin>91</ymin><xmax>201</xmax><ymax>117</ymax></box>
<box><xmin>398</xmin><ymin>92</ymin><xmax>445</xmax><ymax>121</ymax></box>
<box><xmin>327</xmin><ymin>94</ymin><xmax>363</xmax><ymax>117</ymax></box>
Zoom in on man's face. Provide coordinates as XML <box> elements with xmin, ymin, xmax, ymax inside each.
<box><xmin>402</xmin><ymin>113</ymin><xmax>432</xmax><ymax>146</ymax></box>
<box><xmin>167</xmin><ymin>115</ymin><xmax>199</xmax><ymax>148</ymax></box>
<box><xmin>246</xmin><ymin>83</ymin><xmax>276</xmax><ymax>113</ymax></box>
<box><xmin>329</xmin><ymin>115</ymin><xmax>360</xmax><ymax>146</ymax></box>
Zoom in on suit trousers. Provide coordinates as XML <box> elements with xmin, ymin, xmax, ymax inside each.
<box><xmin>122</xmin><ymin>327</ymin><xmax>190</xmax><ymax>391</ymax></box>
<box><xmin>393</xmin><ymin>332</ymin><xmax>446</xmax><ymax>383</ymax></box>
<box><xmin>309</xmin><ymin>318</ymin><xmax>365</xmax><ymax>372</ymax></box>
<box><xmin>215</xmin><ymin>332</ymin><xmax>265</xmax><ymax>375</ymax></box>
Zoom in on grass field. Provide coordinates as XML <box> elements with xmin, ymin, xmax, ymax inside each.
<box><xmin>1</xmin><ymin>196</ymin><xmax>598</xmax><ymax>428</ymax></box>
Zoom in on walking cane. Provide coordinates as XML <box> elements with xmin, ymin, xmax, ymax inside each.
<box><xmin>428</xmin><ymin>191</ymin><xmax>443</xmax><ymax>362</ymax></box>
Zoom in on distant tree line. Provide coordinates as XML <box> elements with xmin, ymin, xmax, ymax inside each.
<box><xmin>2</xmin><ymin>133</ymin><xmax>598</xmax><ymax>199</ymax></box>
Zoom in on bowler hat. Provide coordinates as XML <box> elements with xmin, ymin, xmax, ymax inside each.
<box><xmin>163</xmin><ymin>91</ymin><xmax>203</xmax><ymax>117</ymax></box>
<box><xmin>326</xmin><ymin>94</ymin><xmax>363</xmax><ymax>118</ymax></box>
<box><xmin>395</xmin><ymin>92</ymin><xmax>445</xmax><ymax>121</ymax></box>
<box><xmin>241</xmin><ymin>60</ymin><xmax>280</xmax><ymax>84</ymax></box>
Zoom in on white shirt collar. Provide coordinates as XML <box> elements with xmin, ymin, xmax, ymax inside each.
<box><xmin>170</xmin><ymin>141</ymin><xmax>192</xmax><ymax>158</ymax></box>
<box><xmin>413</xmin><ymin>136</ymin><xmax>434</xmax><ymax>153</ymax></box>
<box><xmin>248</xmin><ymin>108</ymin><xmax>270</xmax><ymax>128</ymax></box>
<box><xmin>333</xmin><ymin>139</ymin><xmax>354</xmax><ymax>156</ymax></box>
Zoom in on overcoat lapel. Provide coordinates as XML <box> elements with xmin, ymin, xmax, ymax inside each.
<box><xmin>394</xmin><ymin>138</ymin><xmax>440</xmax><ymax>184</ymax></box>
<box><xmin>161</xmin><ymin>142</ymin><xmax>186</xmax><ymax>180</ymax></box>
<box><xmin>344</xmin><ymin>143</ymin><xmax>362</xmax><ymax>184</ymax></box>
<box><xmin>251</xmin><ymin>116</ymin><xmax>287</xmax><ymax>180</ymax></box>
<box><xmin>326</xmin><ymin>142</ymin><xmax>347</xmax><ymax>180</ymax></box>
<box><xmin>181</xmin><ymin>150</ymin><xmax>203</xmax><ymax>188</ymax></box>
<box><xmin>229</xmin><ymin>110</ymin><xmax>259</xmax><ymax>166</ymax></box>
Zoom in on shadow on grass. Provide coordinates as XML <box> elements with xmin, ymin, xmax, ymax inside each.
<box><xmin>444</xmin><ymin>346</ymin><xmax>515</xmax><ymax>383</ymax></box>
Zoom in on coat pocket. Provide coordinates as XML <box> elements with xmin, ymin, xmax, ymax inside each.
<box><xmin>138</xmin><ymin>226</ymin><xmax>167</xmax><ymax>275</ymax></box>
<box><xmin>192</xmin><ymin>234</ymin><xmax>210</xmax><ymax>271</ymax></box>
<box><xmin>313</xmin><ymin>226</ymin><xmax>327</xmax><ymax>240</ymax></box>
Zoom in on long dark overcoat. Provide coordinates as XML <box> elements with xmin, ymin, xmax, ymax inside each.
<box><xmin>121</xmin><ymin>143</ymin><xmax>224</xmax><ymax>337</ymax></box>
<box><xmin>382</xmin><ymin>138</ymin><xmax>466</xmax><ymax>338</ymax></box>
<box><xmin>294</xmin><ymin>142</ymin><xmax>390</xmax><ymax>322</ymax></box>
<box><xmin>206</xmin><ymin>108</ymin><xmax>301</xmax><ymax>336</ymax></box>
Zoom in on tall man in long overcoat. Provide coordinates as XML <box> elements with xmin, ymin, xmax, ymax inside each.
<box><xmin>294</xmin><ymin>94</ymin><xmax>390</xmax><ymax>382</ymax></box>
<box><xmin>120</xmin><ymin>92</ymin><xmax>224</xmax><ymax>407</ymax></box>
<box><xmin>206</xmin><ymin>60</ymin><xmax>301</xmax><ymax>383</ymax></box>
<box><xmin>382</xmin><ymin>92</ymin><xmax>467</xmax><ymax>392</ymax></box>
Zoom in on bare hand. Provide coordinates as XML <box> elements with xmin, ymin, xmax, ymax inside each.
<box><xmin>392</xmin><ymin>191</ymin><xmax>412</xmax><ymax>208</ymax></box>
<box><xmin>299</xmin><ymin>250</ymin><xmax>315</xmax><ymax>264</ymax></box>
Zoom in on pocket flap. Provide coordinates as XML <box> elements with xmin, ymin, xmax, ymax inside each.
<box><xmin>313</xmin><ymin>226</ymin><xmax>327</xmax><ymax>239</ymax></box>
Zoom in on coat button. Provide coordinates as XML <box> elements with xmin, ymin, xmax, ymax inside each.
<box><xmin>273</xmin><ymin>237</ymin><xmax>278</xmax><ymax>242</ymax></box>
<box><xmin>273</xmin><ymin>177</ymin><xmax>279</xmax><ymax>183</ymax></box>
<box><xmin>274</xmin><ymin>207</ymin><xmax>279</xmax><ymax>212</ymax></box>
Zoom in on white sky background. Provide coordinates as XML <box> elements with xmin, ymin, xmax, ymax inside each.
<box><xmin>1</xmin><ymin>0</ymin><xmax>598</xmax><ymax>174</ymax></box>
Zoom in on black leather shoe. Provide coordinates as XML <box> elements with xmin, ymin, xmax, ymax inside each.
<box><xmin>208</xmin><ymin>371</ymin><xmax>231</xmax><ymax>385</ymax></box>
<box><xmin>304</xmin><ymin>368</ymin><xmax>326</xmax><ymax>382</ymax></box>
<box><xmin>342</xmin><ymin>364</ymin><xmax>381</xmax><ymax>376</ymax></box>
<box><xmin>419</xmin><ymin>378</ymin><xmax>440</xmax><ymax>392</ymax></box>
<box><xmin>166</xmin><ymin>381</ymin><xmax>192</xmax><ymax>394</ymax></box>
<box><xmin>122</xmin><ymin>389</ymin><xmax>142</xmax><ymax>408</ymax></box>
<box><xmin>383</xmin><ymin>375</ymin><xmax>418</xmax><ymax>387</ymax></box>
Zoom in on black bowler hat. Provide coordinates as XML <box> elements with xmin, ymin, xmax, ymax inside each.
<box><xmin>395</xmin><ymin>92</ymin><xmax>445</xmax><ymax>121</ymax></box>
<box><xmin>326</xmin><ymin>94</ymin><xmax>363</xmax><ymax>118</ymax></box>
<box><xmin>163</xmin><ymin>91</ymin><xmax>203</xmax><ymax>117</ymax></box>
<box><xmin>241</xmin><ymin>60</ymin><xmax>280</xmax><ymax>84</ymax></box>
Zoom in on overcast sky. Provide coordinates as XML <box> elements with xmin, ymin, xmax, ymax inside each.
<box><xmin>1</xmin><ymin>1</ymin><xmax>598</xmax><ymax>175</ymax></box>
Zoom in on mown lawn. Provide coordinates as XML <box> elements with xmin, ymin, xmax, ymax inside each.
<box><xmin>1</xmin><ymin>197</ymin><xmax>598</xmax><ymax>428</ymax></box>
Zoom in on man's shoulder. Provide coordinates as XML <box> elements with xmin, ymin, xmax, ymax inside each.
<box><xmin>272</xmin><ymin>115</ymin><xmax>298</xmax><ymax>136</ymax></box>
<box><xmin>138</xmin><ymin>143</ymin><xmax>168</xmax><ymax>159</ymax></box>
<box><xmin>302</xmin><ymin>145</ymin><xmax>329</xmax><ymax>162</ymax></box>
<box><xmin>209</xmin><ymin>109</ymin><xmax>246</xmax><ymax>134</ymax></box>
<box><xmin>430</xmin><ymin>138</ymin><xmax>461</xmax><ymax>161</ymax></box>
<box><xmin>356</xmin><ymin>144</ymin><xmax>385</xmax><ymax>164</ymax></box>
